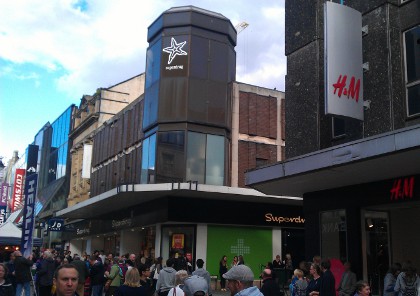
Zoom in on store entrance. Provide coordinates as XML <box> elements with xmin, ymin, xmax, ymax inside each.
<box><xmin>362</xmin><ymin>204</ymin><xmax>420</xmax><ymax>296</ymax></box>
<box><xmin>362</xmin><ymin>211</ymin><xmax>390</xmax><ymax>296</ymax></box>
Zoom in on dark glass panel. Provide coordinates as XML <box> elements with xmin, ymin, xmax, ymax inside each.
<box><xmin>408</xmin><ymin>84</ymin><xmax>420</xmax><ymax>116</ymax></box>
<box><xmin>156</xmin><ymin>131</ymin><xmax>185</xmax><ymax>183</ymax></box>
<box><xmin>405</xmin><ymin>26</ymin><xmax>420</xmax><ymax>83</ymax></box>
<box><xmin>143</xmin><ymin>82</ymin><xmax>159</xmax><ymax>130</ymax></box>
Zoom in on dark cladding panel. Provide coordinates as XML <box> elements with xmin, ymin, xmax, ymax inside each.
<box><xmin>159</xmin><ymin>77</ymin><xmax>188</xmax><ymax>122</ymax></box>
<box><xmin>285</xmin><ymin>0</ymin><xmax>317</xmax><ymax>55</ymax></box>
<box><xmin>285</xmin><ymin>41</ymin><xmax>321</xmax><ymax>158</ymax></box>
<box><xmin>190</xmin><ymin>35</ymin><xmax>209</xmax><ymax>80</ymax></box>
<box><xmin>209</xmin><ymin>40</ymin><xmax>228</xmax><ymax>82</ymax></box>
<box><xmin>188</xmin><ymin>79</ymin><xmax>208</xmax><ymax>122</ymax></box>
<box><xmin>207</xmin><ymin>81</ymin><xmax>228</xmax><ymax>126</ymax></box>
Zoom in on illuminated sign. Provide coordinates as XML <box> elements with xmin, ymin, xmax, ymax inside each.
<box><xmin>48</xmin><ymin>218</ymin><xmax>64</xmax><ymax>231</ymax></box>
<box><xmin>390</xmin><ymin>176</ymin><xmax>415</xmax><ymax>201</ymax></box>
<box><xmin>324</xmin><ymin>2</ymin><xmax>363</xmax><ymax>120</ymax></box>
<box><xmin>264</xmin><ymin>213</ymin><xmax>305</xmax><ymax>224</ymax></box>
<box><xmin>162</xmin><ymin>36</ymin><xmax>188</xmax><ymax>77</ymax></box>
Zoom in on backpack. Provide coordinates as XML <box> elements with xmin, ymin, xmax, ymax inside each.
<box><xmin>402</xmin><ymin>275</ymin><xmax>418</xmax><ymax>296</ymax></box>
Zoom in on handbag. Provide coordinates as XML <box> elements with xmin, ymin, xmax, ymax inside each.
<box><xmin>104</xmin><ymin>279</ymin><xmax>112</xmax><ymax>291</ymax></box>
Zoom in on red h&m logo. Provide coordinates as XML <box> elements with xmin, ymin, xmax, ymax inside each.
<box><xmin>390</xmin><ymin>177</ymin><xmax>415</xmax><ymax>201</ymax></box>
<box><xmin>333</xmin><ymin>75</ymin><xmax>361</xmax><ymax>102</ymax></box>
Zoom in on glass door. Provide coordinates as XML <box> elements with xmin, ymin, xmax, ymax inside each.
<box><xmin>361</xmin><ymin>211</ymin><xmax>390</xmax><ymax>296</ymax></box>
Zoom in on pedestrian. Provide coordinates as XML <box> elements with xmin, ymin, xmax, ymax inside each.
<box><xmin>192</xmin><ymin>259</ymin><xmax>211</xmax><ymax>296</ymax></box>
<box><xmin>114</xmin><ymin>268</ymin><xmax>146</xmax><ymax>296</ymax></box>
<box><xmin>71</xmin><ymin>255</ymin><xmax>89</xmax><ymax>296</ymax></box>
<box><xmin>319</xmin><ymin>260</ymin><xmax>335</xmax><ymax>296</ymax></box>
<box><xmin>307</xmin><ymin>264</ymin><xmax>321</xmax><ymax>296</ymax></box>
<box><xmin>0</xmin><ymin>263</ymin><xmax>14</xmax><ymax>296</ymax></box>
<box><xmin>156</xmin><ymin>258</ymin><xmax>176</xmax><ymax>296</ymax></box>
<box><xmin>53</xmin><ymin>264</ymin><xmax>79</xmax><ymax>296</ymax></box>
<box><xmin>138</xmin><ymin>264</ymin><xmax>152</xmax><ymax>296</ymax></box>
<box><xmin>354</xmin><ymin>281</ymin><xmax>371</xmax><ymax>296</ymax></box>
<box><xmin>219</xmin><ymin>256</ymin><xmax>228</xmax><ymax>291</ymax></box>
<box><xmin>238</xmin><ymin>256</ymin><xmax>245</xmax><ymax>266</ymax></box>
<box><xmin>6</xmin><ymin>253</ymin><xmax>16</xmax><ymax>291</ymax></box>
<box><xmin>292</xmin><ymin>269</ymin><xmax>308</xmax><ymax>296</ymax></box>
<box><xmin>222</xmin><ymin>265</ymin><xmax>263</xmax><ymax>296</ymax></box>
<box><xmin>337</xmin><ymin>262</ymin><xmax>356</xmax><ymax>296</ymax></box>
<box><xmin>272</xmin><ymin>256</ymin><xmax>284</xmax><ymax>269</ymax></box>
<box><xmin>231</xmin><ymin>257</ymin><xmax>238</xmax><ymax>268</ymax></box>
<box><xmin>151</xmin><ymin>257</ymin><xmax>163</xmax><ymax>291</ymax></box>
<box><xmin>184</xmin><ymin>275</ymin><xmax>209</xmax><ymax>296</ymax></box>
<box><xmin>13</xmin><ymin>251</ymin><xmax>33</xmax><ymax>296</ymax></box>
<box><xmin>89</xmin><ymin>255</ymin><xmax>105</xmax><ymax>296</ymax></box>
<box><xmin>260</xmin><ymin>269</ymin><xmax>281</xmax><ymax>296</ymax></box>
<box><xmin>383</xmin><ymin>263</ymin><xmax>401</xmax><ymax>296</ymax></box>
<box><xmin>37</xmin><ymin>250</ymin><xmax>56</xmax><ymax>296</ymax></box>
<box><xmin>394</xmin><ymin>261</ymin><xmax>419</xmax><ymax>296</ymax></box>
<box><xmin>105</xmin><ymin>257</ymin><xmax>122</xmax><ymax>296</ymax></box>
<box><xmin>168</xmin><ymin>270</ymin><xmax>189</xmax><ymax>296</ymax></box>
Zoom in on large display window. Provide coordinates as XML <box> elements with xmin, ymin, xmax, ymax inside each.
<box><xmin>161</xmin><ymin>225</ymin><xmax>195</xmax><ymax>264</ymax></box>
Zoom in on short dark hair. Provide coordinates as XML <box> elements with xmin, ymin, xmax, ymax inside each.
<box><xmin>320</xmin><ymin>259</ymin><xmax>331</xmax><ymax>270</ymax></box>
<box><xmin>138</xmin><ymin>263</ymin><xmax>149</xmax><ymax>274</ymax></box>
<box><xmin>166</xmin><ymin>258</ymin><xmax>175</xmax><ymax>267</ymax></box>
<box><xmin>54</xmin><ymin>264</ymin><xmax>79</xmax><ymax>280</ymax></box>
<box><xmin>355</xmin><ymin>280</ymin><xmax>369</xmax><ymax>293</ymax></box>
<box><xmin>196</xmin><ymin>259</ymin><xmax>204</xmax><ymax>268</ymax></box>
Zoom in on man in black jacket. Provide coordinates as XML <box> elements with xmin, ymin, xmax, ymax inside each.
<box><xmin>13</xmin><ymin>251</ymin><xmax>33</xmax><ymax>296</ymax></box>
<box><xmin>320</xmin><ymin>259</ymin><xmax>336</xmax><ymax>296</ymax></box>
<box><xmin>89</xmin><ymin>255</ymin><xmax>105</xmax><ymax>296</ymax></box>
<box><xmin>260</xmin><ymin>269</ymin><xmax>282</xmax><ymax>296</ymax></box>
<box><xmin>37</xmin><ymin>250</ymin><xmax>56</xmax><ymax>296</ymax></box>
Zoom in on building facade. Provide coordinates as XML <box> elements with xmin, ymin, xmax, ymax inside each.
<box><xmin>68</xmin><ymin>73</ymin><xmax>145</xmax><ymax>207</ymax></box>
<box><xmin>58</xmin><ymin>6</ymin><xmax>302</xmax><ymax>279</ymax></box>
<box><xmin>247</xmin><ymin>0</ymin><xmax>420</xmax><ymax>295</ymax></box>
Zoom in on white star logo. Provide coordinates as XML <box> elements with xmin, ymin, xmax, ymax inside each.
<box><xmin>162</xmin><ymin>37</ymin><xmax>188</xmax><ymax>65</ymax></box>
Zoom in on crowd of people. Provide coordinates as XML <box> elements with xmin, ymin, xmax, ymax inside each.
<box><xmin>1</xmin><ymin>250</ymin><xmax>420</xmax><ymax>296</ymax></box>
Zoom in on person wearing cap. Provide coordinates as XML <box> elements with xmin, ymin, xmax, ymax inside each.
<box><xmin>192</xmin><ymin>260</ymin><xmax>211</xmax><ymax>296</ymax></box>
<box><xmin>222</xmin><ymin>265</ymin><xmax>263</xmax><ymax>296</ymax></box>
<box><xmin>260</xmin><ymin>269</ymin><xmax>281</xmax><ymax>296</ymax></box>
<box><xmin>184</xmin><ymin>275</ymin><xmax>208</xmax><ymax>296</ymax></box>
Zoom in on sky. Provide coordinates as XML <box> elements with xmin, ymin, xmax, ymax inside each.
<box><xmin>0</xmin><ymin>0</ymin><xmax>286</xmax><ymax>164</ymax></box>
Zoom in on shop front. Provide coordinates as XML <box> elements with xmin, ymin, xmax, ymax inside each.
<box><xmin>58</xmin><ymin>184</ymin><xmax>304</xmax><ymax>277</ymax></box>
<box><xmin>246</xmin><ymin>126</ymin><xmax>420</xmax><ymax>296</ymax></box>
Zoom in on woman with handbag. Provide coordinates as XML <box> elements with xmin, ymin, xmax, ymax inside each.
<box><xmin>105</xmin><ymin>257</ymin><xmax>122</xmax><ymax>296</ymax></box>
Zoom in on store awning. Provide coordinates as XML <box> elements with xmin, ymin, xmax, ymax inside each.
<box><xmin>0</xmin><ymin>217</ymin><xmax>42</xmax><ymax>246</ymax></box>
<box><xmin>56</xmin><ymin>183</ymin><xmax>302</xmax><ymax>219</ymax></box>
<box><xmin>246</xmin><ymin>124</ymin><xmax>420</xmax><ymax>197</ymax></box>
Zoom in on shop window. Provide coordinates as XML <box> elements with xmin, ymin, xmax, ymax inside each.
<box><xmin>161</xmin><ymin>225</ymin><xmax>195</xmax><ymax>267</ymax></box>
<box><xmin>404</xmin><ymin>25</ymin><xmax>420</xmax><ymax>116</ymax></box>
<box><xmin>320</xmin><ymin>210</ymin><xmax>347</xmax><ymax>262</ymax></box>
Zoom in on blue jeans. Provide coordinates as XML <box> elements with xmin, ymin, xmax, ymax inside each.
<box><xmin>91</xmin><ymin>285</ymin><xmax>103</xmax><ymax>296</ymax></box>
<box><xmin>16</xmin><ymin>281</ymin><xmax>31</xmax><ymax>296</ymax></box>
